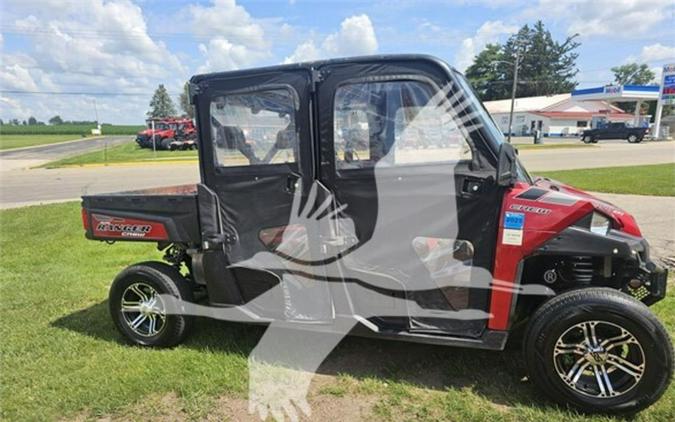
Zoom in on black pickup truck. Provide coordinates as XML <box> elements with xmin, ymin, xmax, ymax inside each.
<box><xmin>581</xmin><ymin>122</ymin><xmax>649</xmax><ymax>143</ymax></box>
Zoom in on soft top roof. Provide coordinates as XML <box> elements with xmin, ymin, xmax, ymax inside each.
<box><xmin>190</xmin><ymin>54</ymin><xmax>458</xmax><ymax>84</ymax></box>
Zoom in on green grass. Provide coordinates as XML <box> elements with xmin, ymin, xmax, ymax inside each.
<box><xmin>1</xmin><ymin>202</ymin><xmax>674</xmax><ymax>421</ymax></box>
<box><xmin>515</xmin><ymin>143</ymin><xmax>595</xmax><ymax>150</ymax></box>
<box><xmin>538</xmin><ymin>163</ymin><xmax>675</xmax><ymax>196</ymax></box>
<box><xmin>0</xmin><ymin>124</ymin><xmax>144</xmax><ymax>136</ymax></box>
<box><xmin>0</xmin><ymin>134</ymin><xmax>98</xmax><ymax>150</ymax></box>
<box><xmin>43</xmin><ymin>142</ymin><xmax>198</xmax><ymax>168</ymax></box>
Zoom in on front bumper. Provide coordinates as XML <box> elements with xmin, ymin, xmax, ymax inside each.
<box><xmin>625</xmin><ymin>257</ymin><xmax>668</xmax><ymax>306</ymax></box>
<box><xmin>537</xmin><ymin>227</ymin><xmax>668</xmax><ymax>305</ymax></box>
<box><xmin>136</xmin><ymin>136</ymin><xmax>154</xmax><ymax>148</ymax></box>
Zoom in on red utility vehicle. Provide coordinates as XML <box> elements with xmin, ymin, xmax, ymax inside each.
<box><xmin>136</xmin><ymin>117</ymin><xmax>197</xmax><ymax>150</ymax></box>
<box><xmin>82</xmin><ymin>55</ymin><xmax>671</xmax><ymax>414</ymax></box>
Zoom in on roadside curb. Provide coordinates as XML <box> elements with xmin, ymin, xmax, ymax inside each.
<box><xmin>49</xmin><ymin>159</ymin><xmax>199</xmax><ymax>169</ymax></box>
<box><xmin>0</xmin><ymin>135</ymin><xmax>110</xmax><ymax>153</ymax></box>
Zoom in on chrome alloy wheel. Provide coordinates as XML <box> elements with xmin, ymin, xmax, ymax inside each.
<box><xmin>553</xmin><ymin>321</ymin><xmax>646</xmax><ymax>398</ymax></box>
<box><xmin>120</xmin><ymin>282</ymin><xmax>167</xmax><ymax>337</ymax></box>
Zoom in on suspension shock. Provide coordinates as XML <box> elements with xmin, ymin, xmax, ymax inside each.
<box><xmin>570</xmin><ymin>256</ymin><xmax>593</xmax><ymax>284</ymax></box>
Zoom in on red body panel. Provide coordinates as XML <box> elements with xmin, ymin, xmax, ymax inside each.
<box><xmin>488</xmin><ymin>178</ymin><xmax>640</xmax><ymax>330</ymax></box>
<box><xmin>138</xmin><ymin>128</ymin><xmax>175</xmax><ymax>138</ymax></box>
<box><xmin>137</xmin><ymin>118</ymin><xmax>197</xmax><ymax>140</ymax></box>
<box><xmin>90</xmin><ymin>213</ymin><xmax>169</xmax><ymax>241</ymax></box>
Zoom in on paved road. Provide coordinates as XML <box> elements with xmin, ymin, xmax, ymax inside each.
<box><xmin>0</xmin><ymin>141</ymin><xmax>673</xmax><ymax>208</ymax></box>
<box><xmin>520</xmin><ymin>141</ymin><xmax>675</xmax><ymax>171</ymax></box>
<box><xmin>0</xmin><ymin>164</ymin><xmax>200</xmax><ymax>208</ymax></box>
<box><xmin>594</xmin><ymin>193</ymin><xmax>675</xmax><ymax>261</ymax></box>
<box><xmin>0</xmin><ymin>136</ymin><xmax>132</xmax><ymax>171</ymax></box>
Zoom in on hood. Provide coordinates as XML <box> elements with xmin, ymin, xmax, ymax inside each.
<box><xmin>533</xmin><ymin>177</ymin><xmax>641</xmax><ymax>236</ymax></box>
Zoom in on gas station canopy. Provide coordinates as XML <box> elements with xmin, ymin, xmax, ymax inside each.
<box><xmin>571</xmin><ymin>84</ymin><xmax>660</xmax><ymax>102</ymax></box>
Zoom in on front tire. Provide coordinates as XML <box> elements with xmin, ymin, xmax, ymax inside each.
<box><xmin>109</xmin><ymin>261</ymin><xmax>194</xmax><ymax>348</ymax></box>
<box><xmin>523</xmin><ymin>288</ymin><xmax>673</xmax><ymax>414</ymax></box>
<box><xmin>160</xmin><ymin>137</ymin><xmax>175</xmax><ymax>150</ymax></box>
<box><xmin>627</xmin><ymin>134</ymin><xmax>639</xmax><ymax>143</ymax></box>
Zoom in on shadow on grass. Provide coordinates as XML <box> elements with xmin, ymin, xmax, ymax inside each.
<box><xmin>51</xmin><ymin>300</ymin><xmax>606</xmax><ymax>416</ymax></box>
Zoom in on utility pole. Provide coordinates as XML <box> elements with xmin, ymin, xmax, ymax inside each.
<box><xmin>492</xmin><ymin>40</ymin><xmax>524</xmax><ymax>143</ymax></box>
<box><xmin>506</xmin><ymin>49</ymin><xmax>521</xmax><ymax>144</ymax></box>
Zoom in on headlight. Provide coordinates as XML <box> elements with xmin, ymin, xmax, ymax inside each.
<box><xmin>589</xmin><ymin>212</ymin><xmax>611</xmax><ymax>235</ymax></box>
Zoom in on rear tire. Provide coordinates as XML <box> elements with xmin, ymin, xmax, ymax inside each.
<box><xmin>523</xmin><ymin>288</ymin><xmax>673</xmax><ymax>414</ymax></box>
<box><xmin>583</xmin><ymin>135</ymin><xmax>594</xmax><ymax>144</ymax></box>
<box><xmin>109</xmin><ymin>261</ymin><xmax>194</xmax><ymax>348</ymax></box>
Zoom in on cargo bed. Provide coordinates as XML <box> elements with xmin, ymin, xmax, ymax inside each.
<box><xmin>81</xmin><ymin>184</ymin><xmax>201</xmax><ymax>243</ymax></box>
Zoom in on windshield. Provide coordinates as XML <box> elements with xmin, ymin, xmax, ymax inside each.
<box><xmin>452</xmin><ymin>71</ymin><xmax>505</xmax><ymax>147</ymax></box>
<box><xmin>451</xmin><ymin>71</ymin><xmax>532</xmax><ymax>184</ymax></box>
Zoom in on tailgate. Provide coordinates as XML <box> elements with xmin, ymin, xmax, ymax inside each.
<box><xmin>81</xmin><ymin>184</ymin><xmax>200</xmax><ymax>243</ymax></box>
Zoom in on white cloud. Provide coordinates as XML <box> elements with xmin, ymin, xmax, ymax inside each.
<box><xmin>284</xmin><ymin>14</ymin><xmax>378</xmax><ymax>64</ymax></box>
<box><xmin>0</xmin><ymin>65</ymin><xmax>39</xmax><ymax>92</ymax></box>
<box><xmin>197</xmin><ymin>37</ymin><xmax>269</xmax><ymax>73</ymax></box>
<box><xmin>639</xmin><ymin>43</ymin><xmax>675</xmax><ymax>63</ymax></box>
<box><xmin>0</xmin><ymin>96</ymin><xmax>33</xmax><ymax>120</ymax></box>
<box><xmin>284</xmin><ymin>40</ymin><xmax>322</xmax><ymax>64</ymax></box>
<box><xmin>454</xmin><ymin>20</ymin><xmax>518</xmax><ymax>71</ymax></box>
<box><xmin>189</xmin><ymin>0</ymin><xmax>271</xmax><ymax>73</ymax></box>
<box><xmin>527</xmin><ymin>0</ymin><xmax>675</xmax><ymax>38</ymax></box>
<box><xmin>322</xmin><ymin>15</ymin><xmax>378</xmax><ymax>57</ymax></box>
<box><xmin>0</xmin><ymin>0</ymin><xmax>186</xmax><ymax>123</ymax></box>
<box><xmin>189</xmin><ymin>0</ymin><xmax>267</xmax><ymax>50</ymax></box>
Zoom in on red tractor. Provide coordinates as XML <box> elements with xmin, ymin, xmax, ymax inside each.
<box><xmin>136</xmin><ymin>118</ymin><xmax>198</xmax><ymax>151</ymax></box>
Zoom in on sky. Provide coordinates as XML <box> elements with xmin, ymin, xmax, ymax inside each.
<box><xmin>1</xmin><ymin>0</ymin><xmax>674</xmax><ymax>124</ymax></box>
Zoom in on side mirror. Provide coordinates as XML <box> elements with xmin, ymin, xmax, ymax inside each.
<box><xmin>497</xmin><ymin>143</ymin><xmax>518</xmax><ymax>187</ymax></box>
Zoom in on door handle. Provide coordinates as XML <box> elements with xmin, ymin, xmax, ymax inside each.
<box><xmin>285</xmin><ymin>174</ymin><xmax>300</xmax><ymax>193</ymax></box>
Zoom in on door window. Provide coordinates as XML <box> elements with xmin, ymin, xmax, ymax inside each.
<box><xmin>210</xmin><ymin>88</ymin><xmax>298</xmax><ymax>168</ymax></box>
<box><xmin>333</xmin><ymin>80</ymin><xmax>473</xmax><ymax>170</ymax></box>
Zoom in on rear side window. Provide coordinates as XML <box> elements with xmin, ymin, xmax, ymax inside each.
<box><xmin>210</xmin><ymin>88</ymin><xmax>298</xmax><ymax>168</ymax></box>
<box><xmin>333</xmin><ymin>80</ymin><xmax>473</xmax><ymax>171</ymax></box>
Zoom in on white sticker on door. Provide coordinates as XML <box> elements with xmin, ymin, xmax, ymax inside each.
<box><xmin>502</xmin><ymin>228</ymin><xmax>523</xmax><ymax>246</ymax></box>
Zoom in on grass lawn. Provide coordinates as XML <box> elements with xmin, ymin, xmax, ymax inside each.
<box><xmin>537</xmin><ymin>163</ymin><xmax>675</xmax><ymax>196</ymax></box>
<box><xmin>43</xmin><ymin>142</ymin><xmax>198</xmax><ymax>168</ymax></box>
<box><xmin>1</xmin><ymin>202</ymin><xmax>674</xmax><ymax>421</ymax></box>
<box><xmin>0</xmin><ymin>134</ymin><xmax>95</xmax><ymax>150</ymax></box>
<box><xmin>516</xmin><ymin>143</ymin><xmax>595</xmax><ymax>150</ymax></box>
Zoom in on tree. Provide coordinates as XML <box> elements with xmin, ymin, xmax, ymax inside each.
<box><xmin>610</xmin><ymin>63</ymin><xmax>657</xmax><ymax>114</ymax></box>
<box><xmin>611</xmin><ymin>63</ymin><xmax>655</xmax><ymax>85</ymax></box>
<box><xmin>179</xmin><ymin>82</ymin><xmax>195</xmax><ymax>119</ymax></box>
<box><xmin>147</xmin><ymin>84</ymin><xmax>177</xmax><ymax>118</ymax></box>
<box><xmin>49</xmin><ymin>115</ymin><xmax>63</xmax><ymax>125</ymax></box>
<box><xmin>28</xmin><ymin>116</ymin><xmax>37</xmax><ymax>125</ymax></box>
<box><xmin>465</xmin><ymin>21</ymin><xmax>580</xmax><ymax>101</ymax></box>
<box><xmin>464</xmin><ymin>44</ymin><xmax>505</xmax><ymax>100</ymax></box>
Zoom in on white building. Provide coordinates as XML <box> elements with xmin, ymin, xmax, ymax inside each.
<box><xmin>484</xmin><ymin>93</ymin><xmax>634</xmax><ymax>137</ymax></box>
